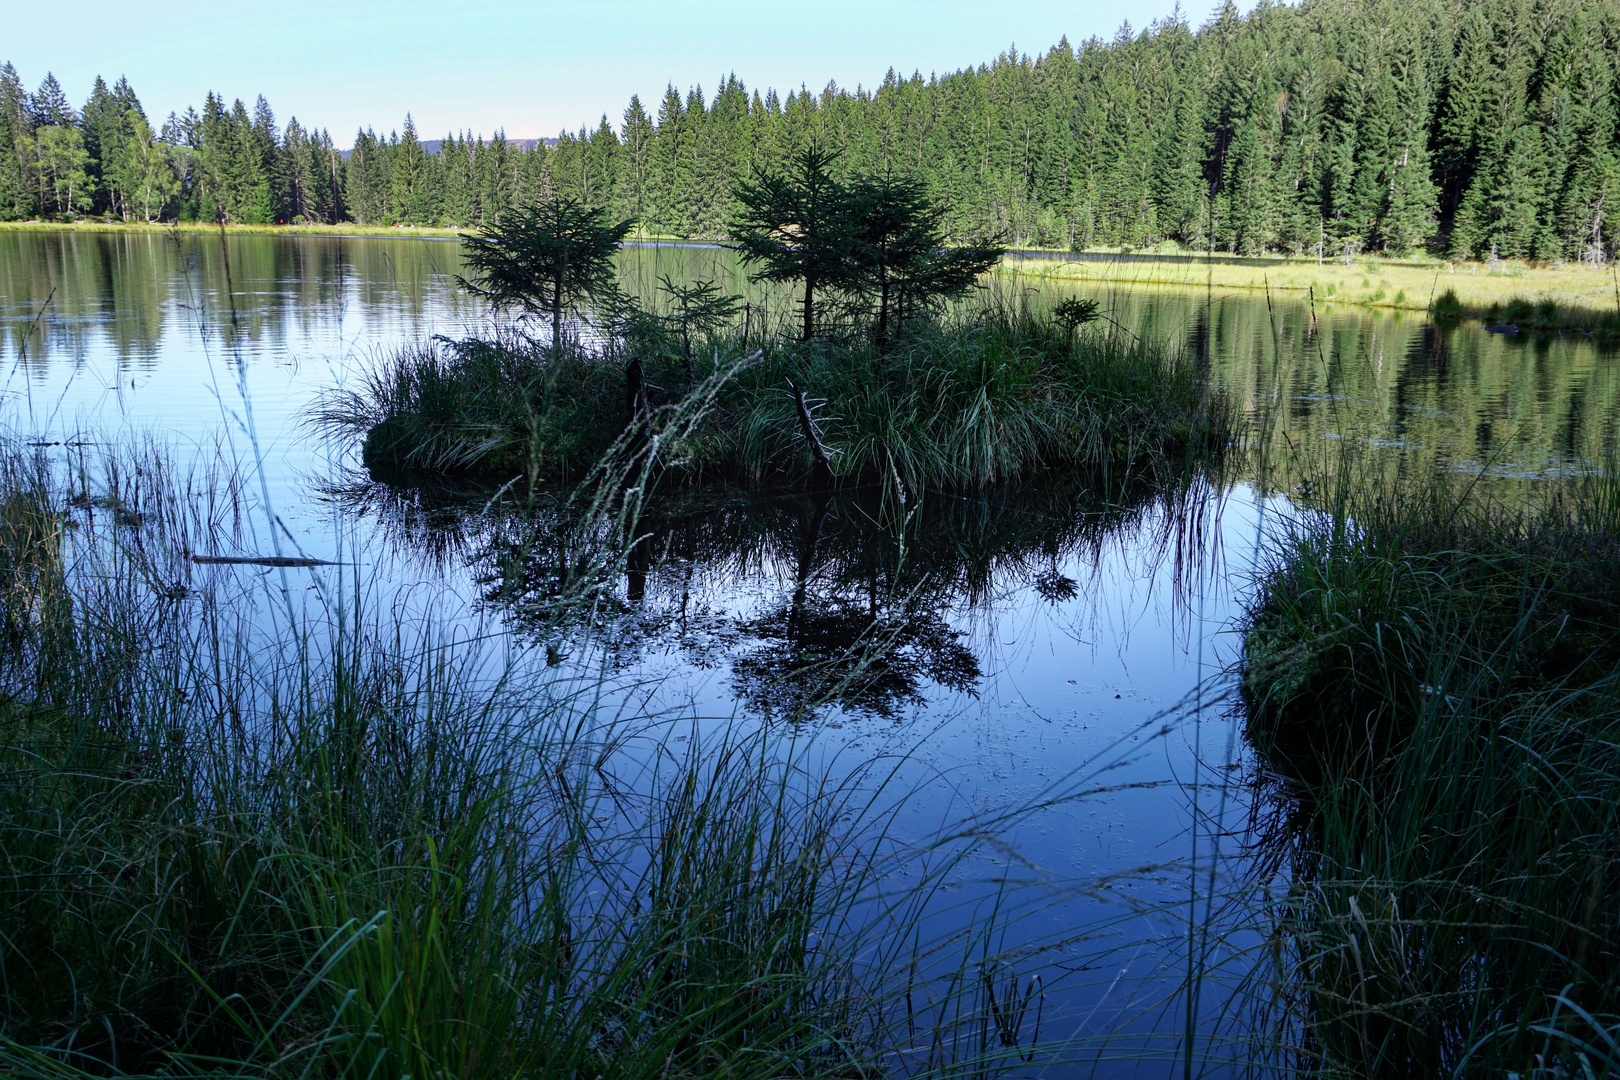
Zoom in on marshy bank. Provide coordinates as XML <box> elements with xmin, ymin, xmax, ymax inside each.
<box><xmin>1238</xmin><ymin>467</ymin><xmax>1620</xmax><ymax>1075</ymax></box>
<box><xmin>1008</xmin><ymin>251</ymin><xmax>1620</xmax><ymax>337</ymax></box>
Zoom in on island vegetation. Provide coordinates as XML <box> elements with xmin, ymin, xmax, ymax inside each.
<box><xmin>325</xmin><ymin>149</ymin><xmax>1225</xmax><ymax>491</ymax></box>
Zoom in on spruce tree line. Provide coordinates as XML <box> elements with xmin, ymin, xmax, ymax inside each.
<box><xmin>3</xmin><ymin>0</ymin><xmax>1617</xmax><ymax>260</ymax></box>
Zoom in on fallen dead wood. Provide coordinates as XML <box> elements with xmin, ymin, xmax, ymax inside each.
<box><xmin>785</xmin><ymin>377</ymin><xmax>838</xmax><ymax>484</ymax></box>
<box><xmin>191</xmin><ymin>555</ymin><xmax>340</xmax><ymax>568</ymax></box>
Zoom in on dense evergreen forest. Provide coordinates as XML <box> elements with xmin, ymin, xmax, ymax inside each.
<box><xmin>2</xmin><ymin>0</ymin><xmax>1617</xmax><ymax>260</ymax></box>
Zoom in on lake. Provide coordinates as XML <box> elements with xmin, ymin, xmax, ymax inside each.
<box><xmin>2</xmin><ymin>227</ymin><xmax>1615</xmax><ymax>1073</ymax></box>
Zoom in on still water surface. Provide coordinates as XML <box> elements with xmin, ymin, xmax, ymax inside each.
<box><xmin>2</xmin><ymin>228</ymin><xmax>1615</xmax><ymax>1071</ymax></box>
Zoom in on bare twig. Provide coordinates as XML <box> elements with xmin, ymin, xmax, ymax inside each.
<box><xmin>785</xmin><ymin>377</ymin><xmax>838</xmax><ymax>483</ymax></box>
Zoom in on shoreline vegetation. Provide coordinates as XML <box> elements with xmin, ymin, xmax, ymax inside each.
<box><xmin>9</xmin><ymin>219</ymin><xmax>1616</xmax><ymax>333</ymax></box>
<box><xmin>1238</xmin><ymin>462</ymin><xmax>1620</xmax><ymax>1073</ymax></box>
<box><xmin>1008</xmin><ymin>250</ymin><xmax>1620</xmax><ymax>334</ymax></box>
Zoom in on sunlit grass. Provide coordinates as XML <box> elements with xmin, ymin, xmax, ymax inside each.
<box><xmin>1007</xmin><ymin>253</ymin><xmax>1620</xmax><ymax>333</ymax></box>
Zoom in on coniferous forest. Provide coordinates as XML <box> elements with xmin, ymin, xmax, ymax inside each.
<box><xmin>3</xmin><ymin>0</ymin><xmax>1619</xmax><ymax>261</ymax></box>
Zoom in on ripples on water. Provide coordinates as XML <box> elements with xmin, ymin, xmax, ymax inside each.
<box><xmin>2</xmin><ymin>228</ymin><xmax>1615</xmax><ymax>1071</ymax></box>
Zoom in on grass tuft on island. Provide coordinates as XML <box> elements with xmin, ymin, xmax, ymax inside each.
<box><xmin>325</xmin><ymin>300</ymin><xmax>1228</xmax><ymax>493</ymax></box>
<box><xmin>1238</xmin><ymin>468</ymin><xmax>1620</xmax><ymax>1075</ymax></box>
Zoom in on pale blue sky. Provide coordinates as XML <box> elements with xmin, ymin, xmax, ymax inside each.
<box><xmin>13</xmin><ymin>1</ymin><xmax>1238</xmax><ymax>146</ymax></box>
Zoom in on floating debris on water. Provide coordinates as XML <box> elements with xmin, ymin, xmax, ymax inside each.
<box><xmin>191</xmin><ymin>555</ymin><xmax>339</xmax><ymax>568</ymax></box>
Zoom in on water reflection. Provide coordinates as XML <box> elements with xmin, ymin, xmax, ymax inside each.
<box><xmin>8</xmin><ymin>230</ymin><xmax>1620</xmax><ymax>1073</ymax></box>
<box><xmin>4</xmin><ymin>228</ymin><xmax>1615</xmax><ymax>500</ymax></box>
<box><xmin>0</xmin><ymin>230</ymin><xmax>475</xmax><ymax>369</ymax></box>
<box><xmin>327</xmin><ymin>470</ymin><xmax>1223</xmax><ymax>722</ymax></box>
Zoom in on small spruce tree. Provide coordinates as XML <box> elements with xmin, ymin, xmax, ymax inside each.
<box><xmin>459</xmin><ymin>196</ymin><xmax>635</xmax><ymax>347</ymax></box>
<box><xmin>730</xmin><ymin>145</ymin><xmax>853</xmax><ymax>341</ymax></box>
<box><xmin>843</xmin><ymin>171</ymin><xmax>1003</xmax><ymax>344</ymax></box>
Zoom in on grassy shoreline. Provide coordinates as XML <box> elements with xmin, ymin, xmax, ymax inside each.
<box><xmin>1007</xmin><ymin>250</ymin><xmax>1620</xmax><ymax>332</ymax></box>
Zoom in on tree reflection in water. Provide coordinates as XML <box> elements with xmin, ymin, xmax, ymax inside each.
<box><xmin>325</xmin><ymin>467</ymin><xmax>1219</xmax><ymax>720</ymax></box>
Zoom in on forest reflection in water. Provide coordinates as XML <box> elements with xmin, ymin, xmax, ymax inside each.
<box><xmin>3</xmin><ymin>229</ymin><xmax>1616</xmax><ymax>511</ymax></box>
<box><xmin>6</xmin><ymin>234</ymin><xmax>1613</xmax><ymax>488</ymax></box>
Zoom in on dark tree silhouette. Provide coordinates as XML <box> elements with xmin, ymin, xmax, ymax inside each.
<box><xmin>459</xmin><ymin>196</ymin><xmax>634</xmax><ymax>347</ymax></box>
<box><xmin>844</xmin><ymin>172</ymin><xmax>1003</xmax><ymax>345</ymax></box>
<box><xmin>729</xmin><ymin>146</ymin><xmax>853</xmax><ymax>341</ymax></box>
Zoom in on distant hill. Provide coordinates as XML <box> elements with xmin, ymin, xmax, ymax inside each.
<box><xmin>421</xmin><ymin>137</ymin><xmax>555</xmax><ymax>155</ymax></box>
<box><xmin>340</xmin><ymin>136</ymin><xmax>555</xmax><ymax>159</ymax></box>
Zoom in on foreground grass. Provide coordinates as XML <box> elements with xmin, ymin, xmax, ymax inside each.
<box><xmin>325</xmin><ymin>301</ymin><xmax>1228</xmax><ymax>492</ymax></box>
<box><xmin>1238</xmin><ymin>468</ymin><xmax>1620</xmax><ymax>1076</ymax></box>
<box><xmin>0</xmin><ymin>444</ymin><xmax>1031</xmax><ymax>1079</ymax></box>
<box><xmin>1006</xmin><ymin>252</ymin><xmax>1620</xmax><ymax>334</ymax></box>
